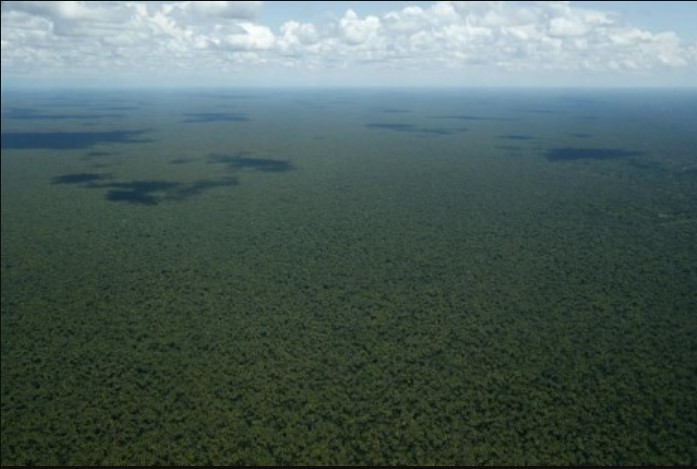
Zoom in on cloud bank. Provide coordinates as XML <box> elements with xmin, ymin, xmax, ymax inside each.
<box><xmin>1</xmin><ymin>1</ymin><xmax>695</xmax><ymax>87</ymax></box>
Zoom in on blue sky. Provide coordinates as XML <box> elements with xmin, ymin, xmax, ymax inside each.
<box><xmin>1</xmin><ymin>1</ymin><xmax>696</xmax><ymax>88</ymax></box>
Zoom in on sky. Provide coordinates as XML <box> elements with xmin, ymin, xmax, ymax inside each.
<box><xmin>1</xmin><ymin>1</ymin><xmax>696</xmax><ymax>88</ymax></box>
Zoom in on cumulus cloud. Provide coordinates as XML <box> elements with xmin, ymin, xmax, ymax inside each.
<box><xmin>339</xmin><ymin>10</ymin><xmax>381</xmax><ymax>45</ymax></box>
<box><xmin>214</xmin><ymin>22</ymin><xmax>275</xmax><ymax>51</ymax></box>
<box><xmin>188</xmin><ymin>1</ymin><xmax>261</xmax><ymax>20</ymax></box>
<box><xmin>0</xmin><ymin>1</ymin><xmax>694</xmax><ymax>86</ymax></box>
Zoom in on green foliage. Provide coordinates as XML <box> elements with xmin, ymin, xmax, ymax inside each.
<box><xmin>2</xmin><ymin>91</ymin><xmax>696</xmax><ymax>465</ymax></box>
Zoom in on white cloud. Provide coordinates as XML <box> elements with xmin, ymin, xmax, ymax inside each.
<box><xmin>383</xmin><ymin>6</ymin><xmax>428</xmax><ymax>34</ymax></box>
<box><xmin>0</xmin><ymin>1</ymin><xmax>695</xmax><ymax>86</ymax></box>
<box><xmin>7</xmin><ymin>1</ymin><xmax>117</xmax><ymax>22</ymax></box>
<box><xmin>549</xmin><ymin>17</ymin><xmax>589</xmax><ymax>38</ymax></box>
<box><xmin>339</xmin><ymin>10</ymin><xmax>381</xmax><ymax>46</ymax></box>
<box><xmin>188</xmin><ymin>1</ymin><xmax>261</xmax><ymax>19</ymax></box>
<box><xmin>278</xmin><ymin>21</ymin><xmax>319</xmax><ymax>51</ymax></box>
<box><xmin>215</xmin><ymin>22</ymin><xmax>275</xmax><ymax>51</ymax></box>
